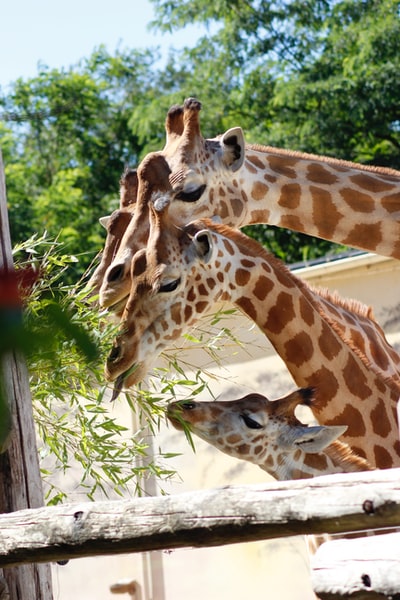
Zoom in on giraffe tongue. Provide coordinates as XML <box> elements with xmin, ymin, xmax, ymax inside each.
<box><xmin>111</xmin><ymin>373</ymin><xmax>125</xmax><ymax>402</ymax></box>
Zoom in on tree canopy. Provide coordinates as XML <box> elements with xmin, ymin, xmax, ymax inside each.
<box><xmin>2</xmin><ymin>0</ymin><xmax>399</xmax><ymax>270</ymax></box>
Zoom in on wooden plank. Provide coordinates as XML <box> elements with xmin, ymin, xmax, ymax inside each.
<box><xmin>312</xmin><ymin>532</ymin><xmax>400</xmax><ymax>599</ymax></box>
<box><xmin>0</xmin><ymin>469</ymin><xmax>399</xmax><ymax>566</ymax></box>
<box><xmin>0</xmin><ymin>151</ymin><xmax>53</xmax><ymax>599</ymax></box>
<box><xmin>0</xmin><ymin>145</ymin><xmax>14</xmax><ymax>453</ymax></box>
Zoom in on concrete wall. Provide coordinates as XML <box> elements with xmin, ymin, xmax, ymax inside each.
<box><xmin>52</xmin><ymin>253</ymin><xmax>400</xmax><ymax>600</ymax></box>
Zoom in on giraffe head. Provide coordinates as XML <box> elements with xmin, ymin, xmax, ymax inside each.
<box><xmin>159</xmin><ymin>97</ymin><xmax>400</xmax><ymax>240</ymax></box>
<box><xmin>99</xmin><ymin>153</ymin><xmax>176</xmax><ymax>311</ymax></box>
<box><xmin>160</xmin><ymin>98</ymin><xmax>246</xmax><ymax>222</ymax></box>
<box><xmin>104</xmin><ymin>209</ymin><xmax>300</xmax><ymax>394</ymax></box>
<box><xmin>88</xmin><ymin>169</ymin><xmax>138</xmax><ymax>295</ymax></box>
<box><xmin>166</xmin><ymin>388</ymin><xmax>370</xmax><ymax>479</ymax></box>
<box><xmin>98</xmin><ymin>99</ymin><xmax>247</xmax><ymax>312</ymax></box>
<box><xmin>104</xmin><ymin>210</ymin><xmax>226</xmax><ymax>393</ymax></box>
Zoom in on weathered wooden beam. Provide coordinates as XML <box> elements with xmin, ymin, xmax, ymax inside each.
<box><xmin>0</xmin><ymin>469</ymin><xmax>399</xmax><ymax>567</ymax></box>
<box><xmin>0</xmin><ymin>151</ymin><xmax>53</xmax><ymax>598</ymax></box>
<box><xmin>312</xmin><ymin>532</ymin><xmax>400</xmax><ymax>599</ymax></box>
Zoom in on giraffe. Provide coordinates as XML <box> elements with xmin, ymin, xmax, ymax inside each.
<box><xmin>88</xmin><ymin>168</ymin><xmax>138</xmax><ymax>296</ymax></box>
<box><xmin>105</xmin><ymin>212</ymin><xmax>400</xmax><ymax>469</ymax></box>
<box><xmin>167</xmin><ymin>387</ymin><xmax>376</xmax><ymax>560</ymax></box>
<box><xmin>98</xmin><ymin>97</ymin><xmax>400</xmax><ymax>311</ymax></box>
<box><xmin>167</xmin><ymin>387</ymin><xmax>372</xmax><ymax>481</ymax></box>
<box><xmin>95</xmin><ymin>105</ymin><xmax>186</xmax><ymax>310</ymax></box>
<box><xmin>159</xmin><ymin>97</ymin><xmax>400</xmax><ymax>256</ymax></box>
<box><xmin>98</xmin><ymin>153</ymin><xmax>174</xmax><ymax>312</ymax></box>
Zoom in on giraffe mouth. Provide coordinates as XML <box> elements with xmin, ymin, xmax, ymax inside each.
<box><xmin>166</xmin><ymin>405</ymin><xmax>186</xmax><ymax>430</ymax></box>
<box><xmin>107</xmin><ymin>294</ymin><xmax>130</xmax><ymax>315</ymax></box>
<box><xmin>109</xmin><ymin>360</ymin><xmax>152</xmax><ymax>400</ymax></box>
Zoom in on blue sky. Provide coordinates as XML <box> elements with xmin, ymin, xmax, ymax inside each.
<box><xmin>0</xmin><ymin>0</ymin><xmax>206</xmax><ymax>90</ymax></box>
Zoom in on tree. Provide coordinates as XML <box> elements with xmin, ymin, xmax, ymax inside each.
<box><xmin>0</xmin><ymin>47</ymin><xmax>159</xmax><ymax>281</ymax></box>
<box><xmin>148</xmin><ymin>0</ymin><xmax>400</xmax><ymax>260</ymax></box>
<box><xmin>271</xmin><ymin>0</ymin><xmax>400</xmax><ymax>166</ymax></box>
<box><xmin>2</xmin><ymin>2</ymin><xmax>400</xmax><ymax>267</ymax></box>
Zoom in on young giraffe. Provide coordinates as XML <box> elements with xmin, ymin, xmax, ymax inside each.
<box><xmin>105</xmin><ymin>213</ymin><xmax>400</xmax><ymax>469</ymax></box>
<box><xmin>168</xmin><ymin>388</ymin><xmax>376</xmax><ymax>557</ymax></box>
<box><xmin>98</xmin><ymin>98</ymin><xmax>400</xmax><ymax>311</ymax></box>
<box><xmin>167</xmin><ymin>387</ymin><xmax>372</xmax><ymax>480</ymax></box>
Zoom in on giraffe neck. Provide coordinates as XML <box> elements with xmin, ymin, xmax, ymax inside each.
<box><xmin>230</xmin><ymin>144</ymin><xmax>400</xmax><ymax>258</ymax></box>
<box><xmin>279</xmin><ymin>440</ymin><xmax>372</xmax><ymax>480</ymax></box>
<box><xmin>199</xmin><ymin>221</ymin><xmax>400</xmax><ymax>468</ymax></box>
<box><xmin>308</xmin><ymin>286</ymin><xmax>400</xmax><ymax>385</ymax></box>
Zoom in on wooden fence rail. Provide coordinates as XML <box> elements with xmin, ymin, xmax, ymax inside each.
<box><xmin>0</xmin><ymin>468</ymin><xmax>399</xmax><ymax>567</ymax></box>
<box><xmin>312</xmin><ymin>532</ymin><xmax>400</xmax><ymax>599</ymax></box>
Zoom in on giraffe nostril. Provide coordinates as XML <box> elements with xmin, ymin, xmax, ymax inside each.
<box><xmin>107</xmin><ymin>263</ymin><xmax>125</xmax><ymax>283</ymax></box>
<box><xmin>108</xmin><ymin>345</ymin><xmax>121</xmax><ymax>363</ymax></box>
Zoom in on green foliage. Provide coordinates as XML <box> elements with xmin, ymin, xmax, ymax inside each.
<box><xmin>10</xmin><ymin>236</ymin><xmax>242</xmax><ymax>503</ymax></box>
<box><xmin>13</xmin><ymin>235</ymin><xmax>181</xmax><ymax>503</ymax></box>
<box><xmin>0</xmin><ymin>47</ymin><xmax>159</xmax><ymax>280</ymax></box>
<box><xmin>269</xmin><ymin>0</ymin><xmax>400</xmax><ymax>165</ymax></box>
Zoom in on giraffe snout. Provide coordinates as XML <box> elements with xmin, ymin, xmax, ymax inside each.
<box><xmin>166</xmin><ymin>401</ymin><xmax>194</xmax><ymax>430</ymax></box>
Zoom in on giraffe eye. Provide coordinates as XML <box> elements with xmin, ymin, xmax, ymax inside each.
<box><xmin>181</xmin><ymin>401</ymin><xmax>196</xmax><ymax>410</ymax></box>
<box><xmin>159</xmin><ymin>278</ymin><xmax>181</xmax><ymax>293</ymax></box>
<box><xmin>175</xmin><ymin>184</ymin><xmax>206</xmax><ymax>202</ymax></box>
<box><xmin>241</xmin><ymin>414</ymin><xmax>263</xmax><ymax>429</ymax></box>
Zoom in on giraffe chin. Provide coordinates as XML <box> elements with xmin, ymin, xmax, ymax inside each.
<box><xmin>123</xmin><ymin>362</ymin><xmax>149</xmax><ymax>387</ymax></box>
<box><xmin>167</xmin><ymin>415</ymin><xmax>184</xmax><ymax>431</ymax></box>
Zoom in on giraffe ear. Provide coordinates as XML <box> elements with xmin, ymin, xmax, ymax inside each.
<box><xmin>99</xmin><ymin>215</ymin><xmax>111</xmax><ymax>229</ymax></box>
<box><xmin>192</xmin><ymin>230</ymin><xmax>213</xmax><ymax>263</ymax></box>
<box><xmin>282</xmin><ymin>424</ymin><xmax>347</xmax><ymax>453</ymax></box>
<box><xmin>220</xmin><ymin>127</ymin><xmax>245</xmax><ymax>172</ymax></box>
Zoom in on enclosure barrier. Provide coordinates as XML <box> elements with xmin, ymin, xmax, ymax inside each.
<box><xmin>0</xmin><ymin>470</ymin><xmax>399</xmax><ymax>598</ymax></box>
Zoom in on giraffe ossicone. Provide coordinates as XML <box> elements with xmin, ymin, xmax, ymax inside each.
<box><xmin>167</xmin><ymin>387</ymin><xmax>372</xmax><ymax>481</ymax></box>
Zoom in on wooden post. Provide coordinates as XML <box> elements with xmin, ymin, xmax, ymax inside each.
<box><xmin>0</xmin><ymin>150</ymin><xmax>53</xmax><ymax>599</ymax></box>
